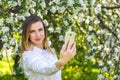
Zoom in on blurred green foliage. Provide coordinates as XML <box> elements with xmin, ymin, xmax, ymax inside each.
<box><xmin>0</xmin><ymin>0</ymin><xmax>120</xmax><ymax>80</ymax></box>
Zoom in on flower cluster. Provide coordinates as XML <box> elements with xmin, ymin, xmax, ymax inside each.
<box><xmin>0</xmin><ymin>0</ymin><xmax>120</xmax><ymax>79</ymax></box>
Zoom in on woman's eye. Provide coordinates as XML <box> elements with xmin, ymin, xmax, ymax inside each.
<box><xmin>30</xmin><ymin>30</ymin><xmax>35</xmax><ymax>33</ymax></box>
<box><xmin>39</xmin><ymin>28</ymin><xmax>43</xmax><ymax>31</ymax></box>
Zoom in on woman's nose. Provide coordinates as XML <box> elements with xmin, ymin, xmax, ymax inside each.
<box><xmin>36</xmin><ymin>32</ymin><xmax>40</xmax><ymax>37</ymax></box>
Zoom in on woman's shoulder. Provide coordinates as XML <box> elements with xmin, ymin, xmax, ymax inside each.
<box><xmin>22</xmin><ymin>50</ymin><xmax>32</xmax><ymax>55</ymax></box>
<box><xmin>22</xmin><ymin>50</ymin><xmax>38</xmax><ymax>63</ymax></box>
<box><xmin>22</xmin><ymin>47</ymin><xmax>36</xmax><ymax>56</ymax></box>
<box><xmin>22</xmin><ymin>50</ymin><xmax>36</xmax><ymax>60</ymax></box>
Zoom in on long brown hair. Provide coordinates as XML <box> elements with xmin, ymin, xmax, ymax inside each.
<box><xmin>21</xmin><ymin>15</ymin><xmax>49</xmax><ymax>53</ymax></box>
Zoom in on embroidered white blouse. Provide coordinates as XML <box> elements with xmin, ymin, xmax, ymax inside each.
<box><xmin>22</xmin><ymin>46</ymin><xmax>62</xmax><ymax>80</ymax></box>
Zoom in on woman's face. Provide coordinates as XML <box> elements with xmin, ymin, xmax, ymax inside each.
<box><xmin>29</xmin><ymin>21</ymin><xmax>45</xmax><ymax>48</ymax></box>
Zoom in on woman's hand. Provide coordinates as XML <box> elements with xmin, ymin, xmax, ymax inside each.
<box><xmin>55</xmin><ymin>40</ymin><xmax>76</xmax><ymax>69</ymax></box>
<box><xmin>60</xmin><ymin>40</ymin><xmax>76</xmax><ymax>65</ymax></box>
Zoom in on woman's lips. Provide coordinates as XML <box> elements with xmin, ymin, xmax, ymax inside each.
<box><xmin>35</xmin><ymin>38</ymin><xmax>41</xmax><ymax>41</ymax></box>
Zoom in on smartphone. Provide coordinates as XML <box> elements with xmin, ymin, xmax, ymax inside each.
<box><xmin>65</xmin><ymin>30</ymin><xmax>76</xmax><ymax>43</ymax></box>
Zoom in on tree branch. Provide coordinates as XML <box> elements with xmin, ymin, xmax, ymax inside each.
<box><xmin>0</xmin><ymin>38</ymin><xmax>3</xmax><ymax>50</ymax></box>
<box><xmin>76</xmin><ymin>24</ymin><xmax>85</xmax><ymax>35</ymax></box>
<box><xmin>102</xmin><ymin>5</ymin><xmax>120</xmax><ymax>9</ymax></box>
<box><xmin>8</xmin><ymin>5</ymin><xmax>22</xmax><ymax>14</ymax></box>
<box><xmin>97</xmin><ymin>14</ymin><xmax>119</xmax><ymax>40</ymax></box>
<box><xmin>109</xmin><ymin>41</ymin><xmax>120</xmax><ymax>54</ymax></box>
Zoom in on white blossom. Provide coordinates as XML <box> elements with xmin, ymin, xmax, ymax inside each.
<box><xmin>108</xmin><ymin>10</ymin><xmax>112</xmax><ymax>16</ymax></box>
<box><xmin>94</xmin><ymin>19</ymin><xmax>100</xmax><ymax>24</ymax></box>
<box><xmin>98</xmin><ymin>60</ymin><xmax>104</xmax><ymax>66</ymax></box>
<box><xmin>102</xmin><ymin>0</ymin><xmax>107</xmax><ymax>5</ymax></box>
<box><xmin>56</xmin><ymin>27</ymin><xmax>61</xmax><ymax>33</ymax></box>
<box><xmin>31</xmin><ymin>1</ymin><xmax>36</xmax><ymax>7</ymax></box>
<box><xmin>89</xmin><ymin>16</ymin><xmax>95</xmax><ymax>21</ymax></box>
<box><xmin>85</xmin><ymin>55</ymin><xmax>94</xmax><ymax>59</ymax></box>
<box><xmin>50</xmin><ymin>6</ymin><xmax>57</xmax><ymax>13</ymax></box>
<box><xmin>1</xmin><ymin>27</ymin><xmax>9</xmax><ymax>34</ymax></box>
<box><xmin>82</xmin><ymin>4</ymin><xmax>87</xmax><ymax>10</ymax></box>
<box><xmin>48</xmin><ymin>27</ymin><xmax>54</xmax><ymax>33</ymax></box>
<box><xmin>53</xmin><ymin>0</ymin><xmax>60</xmax><ymax>4</ymax></box>
<box><xmin>104</xmin><ymin>46</ymin><xmax>110</xmax><ymax>52</ymax></box>
<box><xmin>67</xmin><ymin>0</ymin><xmax>74</xmax><ymax>6</ymax></box>
<box><xmin>58</xmin><ymin>6</ymin><xmax>65</xmax><ymax>13</ymax></box>
<box><xmin>59</xmin><ymin>35</ymin><xmax>64</xmax><ymax>41</ymax></box>
<box><xmin>63</xmin><ymin>20</ymin><xmax>69</xmax><ymax>26</ymax></box>
<box><xmin>10</xmin><ymin>38</ymin><xmax>16</xmax><ymax>45</ymax></box>
<box><xmin>14</xmin><ymin>43</ymin><xmax>19</xmax><ymax>52</ymax></box>
<box><xmin>100</xmin><ymin>52</ymin><xmax>105</xmax><ymax>57</ymax></box>
<box><xmin>41</xmin><ymin>1</ymin><xmax>46</xmax><ymax>9</ymax></box>
<box><xmin>79</xmin><ymin>0</ymin><xmax>86</xmax><ymax>10</ymax></box>
<box><xmin>37</xmin><ymin>11</ymin><xmax>43</xmax><ymax>18</ymax></box>
<box><xmin>78</xmin><ymin>13</ymin><xmax>85</xmax><ymax>18</ymax></box>
<box><xmin>114</xmin><ymin>55</ymin><xmax>119</xmax><ymax>62</ymax></box>
<box><xmin>109</xmin><ymin>23</ymin><xmax>113</xmax><ymax>27</ymax></box>
<box><xmin>2</xmin><ymin>49</ymin><xmax>12</xmax><ymax>57</ymax></box>
<box><xmin>114</xmin><ymin>48</ymin><xmax>119</xmax><ymax>53</ymax></box>
<box><xmin>17</xmin><ymin>0</ymin><xmax>21</xmax><ymax>6</ymax></box>
<box><xmin>86</xmin><ymin>34</ymin><xmax>95</xmax><ymax>42</ymax></box>
<box><xmin>0</xmin><ymin>19</ymin><xmax>4</xmax><ymax>26</ymax></box>
<box><xmin>92</xmin><ymin>46</ymin><xmax>97</xmax><ymax>50</ymax></box>
<box><xmin>90</xmin><ymin>0</ymin><xmax>96</xmax><ymax>5</ymax></box>
<box><xmin>6</xmin><ymin>17</ymin><xmax>14</xmax><ymax>24</ymax></box>
<box><xmin>8</xmin><ymin>1</ymin><xmax>17</xmax><ymax>7</ymax></box>
<box><xmin>26</xmin><ymin>0</ymin><xmax>32</xmax><ymax>5</ymax></box>
<box><xmin>44</xmin><ymin>10</ymin><xmax>48</xmax><ymax>15</ymax></box>
<box><xmin>114</xmin><ymin>75</ymin><xmax>118</xmax><ymax>79</ymax></box>
<box><xmin>96</xmin><ymin>30</ymin><xmax>106</xmax><ymax>35</ymax></box>
<box><xmin>10</xmin><ymin>13</ymin><xmax>14</xmax><ymax>16</ymax></box>
<box><xmin>30</xmin><ymin>8</ymin><xmax>35</xmax><ymax>14</ymax></box>
<box><xmin>1</xmin><ymin>36</ymin><xmax>8</xmax><ymax>42</ymax></box>
<box><xmin>17</xmin><ymin>15</ymin><xmax>25</xmax><ymax>20</ymax></box>
<box><xmin>95</xmin><ymin>4</ymin><xmax>101</xmax><ymax>14</ymax></box>
<box><xmin>118</xmin><ymin>34</ymin><xmax>120</xmax><ymax>39</ymax></box>
<box><xmin>113</xmin><ymin>0</ymin><xmax>117</xmax><ymax>4</ymax></box>
<box><xmin>24</xmin><ymin>12</ymin><xmax>31</xmax><ymax>17</ymax></box>
<box><xmin>47</xmin><ymin>38</ymin><xmax>51</xmax><ymax>46</ymax></box>
<box><xmin>43</xmin><ymin>20</ymin><xmax>49</xmax><ymax>26</ymax></box>
<box><xmin>88</xmin><ymin>26</ymin><xmax>93</xmax><ymax>31</ymax></box>
<box><xmin>117</xmin><ymin>11</ymin><xmax>120</xmax><ymax>17</ymax></box>
<box><xmin>3</xmin><ymin>43</ymin><xmax>9</xmax><ymax>49</ymax></box>
<box><xmin>85</xmin><ymin>19</ymin><xmax>90</xmax><ymax>24</ymax></box>
<box><xmin>102</xmin><ymin>66</ymin><xmax>107</xmax><ymax>72</ymax></box>
<box><xmin>97</xmin><ymin>44</ymin><xmax>103</xmax><ymax>50</ymax></box>
<box><xmin>107</xmin><ymin>60</ymin><xmax>112</xmax><ymax>65</ymax></box>
<box><xmin>49</xmin><ymin>1</ymin><xmax>53</xmax><ymax>5</ymax></box>
<box><xmin>98</xmin><ymin>74</ymin><xmax>104</xmax><ymax>79</ymax></box>
<box><xmin>79</xmin><ymin>0</ymin><xmax>84</xmax><ymax>5</ymax></box>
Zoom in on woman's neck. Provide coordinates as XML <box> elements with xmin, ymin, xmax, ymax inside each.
<box><xmin>32</xmin><ymin>43</ymin><xmax>43</xmax><ymax>49</ymax></box>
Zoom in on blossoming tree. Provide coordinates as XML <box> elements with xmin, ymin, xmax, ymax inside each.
<box><xmin>0</xmin><ymin>0</ymin><xmax>120</xmax><ymax>80</ymax></box>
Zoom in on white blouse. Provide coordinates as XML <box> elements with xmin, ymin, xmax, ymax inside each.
<box><xmin>22</xmin><ymin>46</ymin><xmax>62</xmax><ymax>80</ymax></box>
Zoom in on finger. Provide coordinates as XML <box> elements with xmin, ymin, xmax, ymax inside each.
<box><xmin>65</xmin><ymin>39</ymin><xmax>69</xmax><ymax>48</ymax></box>
<box><xmin>60</xmin><ymin>44</ymin><xmax>66</xmax><ymax>53</ymax></box>
<box><xmin>70</xmin><ymin>41</ymin><xmax>76</xmax><ymax>49</ymax></box>
<box><xmin>72</xmin><ymin>47</ymin><xmax>76</xmax><ymax>56</ymax></box>
<box><xmin>64</xmin><ymin>40</ymin><xmax>70</xmax><ymax>51</ymax></box>
<box><xmin>72</xmin><ymin>42</ymin><xmax>76</xmax><ymax>49</ymax></box>
<box><xmin>67</xmin><ymin>41</ymin><xmax>74</xmax><ymax>50</ymax></box>
<box><xmin>71</xmin><ymin>42</ymin><xmax>76</xmax><ymax>53</ymax></box>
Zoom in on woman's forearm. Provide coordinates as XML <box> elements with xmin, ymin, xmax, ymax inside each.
<box><xmin>55</xmin><ymin>59</ymin><xmax>65</xmax><ymax>69</ymax></box>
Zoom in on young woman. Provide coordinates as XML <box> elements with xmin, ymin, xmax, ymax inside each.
<box><xmin>21</xmin><ymin>15</ymin><xmax>76</xmax><ymax>80</ymax></box>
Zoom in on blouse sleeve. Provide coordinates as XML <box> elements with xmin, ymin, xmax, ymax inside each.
<box><xmin>22</xmin><ymin>51</ymin><xmax>60</xmax><ymax>76</ymax></box>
